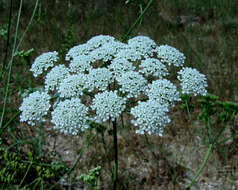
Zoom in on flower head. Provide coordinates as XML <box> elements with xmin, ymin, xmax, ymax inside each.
<box><xmin>131</xmin><ymin>100</ymin><xmax>170</xmax><ymax>136</ymax></box>
<box><xmin>87</xmin><ymin>68</ymin><xmax>113</xmax><ymax>91</ymax></box>
<box><xmin>19</xmin><ymin>91</ymin><xmax>51</xmax><ymax>126</ymax></box>
<box><xmin>156</xmin><ymin>45</ymin><xmax>185</xmax><ymax>67</ymax></box>
<box><xmin>65</xmin><ymin>44</ymin><xmax>92</xmax><ymax>61</ymax></box>
<box><xmin>128</xmin><ymin>36</ymin><xmax>157</xmax><ymax>57</ymax></box>
<box><xmin>87</xmin><ymin>35</ymin><xmax>115</xmax><ymax>49</ymax></box>
<box><xmin>30</xmin><ymin>51</ymin><xmax>58</xmax><ymax>77</ymax></box>
<box><xmin>139</xmin><ymin>58</ymin><xmax>168</xmax><ymax>78</ymax></box>
<box><xmin>45</xmin><ymin>65</ymin><xmax>70</xmax><ymax>92</ymax></box>
<box><xmin>177</xmin><ymin>67</ymin><xmax>207</xmax><ymax>96</ymax></box>
<box><xmin>91</xmin><ymin>91</ymin><xmax>126</xmax><ymax>122</ymax></box>
<box><xmin>90</xmin><ymin>41</ymin><xmax>126</xmax><ymax>62</ymax></box>
<box><xmin>58</xmin><ymin>74</ymin><xmax>89</xmax><ymax>98</ymax></box>
<box><xmin>69</xmin><ymin>55</ymin><xmax>93</xmax><ymax>73</ymax></box>
<box><xmin>51</xmin><ymin>98</ymin><xmax>89</xmax><ymax>135</ymax></box>
<box><xmin>146</xmin><ymin>79</ymin><xmax>181</xmax><ymax>106</ymax></box>
<box><xmin>115</xmin><ymin>47</ymin><xmax>143</xmax><ymax>62</ymax></box>
<box><xmin>109</xmin><ymin>57</ymin><xmax>135</xmax><ymax>78</ymax></box>
<box><xmin>116</xmin><ymin>71</ymin><xmax>147</xmax><ymax>98</ymax></box>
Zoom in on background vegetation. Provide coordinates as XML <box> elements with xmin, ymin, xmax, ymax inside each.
<box><xmin>0</xmin><ymin>0</ymin><xmax>238</xmax><ymax>189</ymax></box>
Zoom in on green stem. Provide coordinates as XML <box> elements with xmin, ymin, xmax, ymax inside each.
<box><xmin>19</xmin><ymin>161</ymin><xmax>33</xmax><ymax>187</ymax></box>
<box><xmin>1</xmin><ymin>0</ymin><xmax>13</xmax><ymax>76</ymax></box>
<box><xmin>218</xmin><ymin>130</ymin><xmax>238</xmax><ymax>145</ymax></box>
<box><xmin>0</xmin><ymin>0</ymin><xmax>23</xmax><ymax>129</ymax></box>
<box><xmin>0</xmin><ymin>110</ymin><xmax>20</xmax><ymax>136</ymax></box>
<box><xmin>122</xmin><ymin>0</ymin><xmax>154</xmax><ymax>42</ymax></box>
<box><xmin>15</xmin><ymin>0</ymin><xmax>40</xmax><ymax>56</ymax></box>
<box><xmin>185</xmin><ymin>100</ymin><xmax>191</xmax><ymax>121</ymax></box>
<box><xmin>187</xmin><ymin>143</ymin><xmax>213</xmax><ymax>188</ymax></box>
<box><xmin>0</xmin><ymin>0</ymin><xmax>39</xmax><ymax>129</ymax></box>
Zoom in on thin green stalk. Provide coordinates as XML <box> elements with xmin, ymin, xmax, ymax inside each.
<box><xmin>0</xmin><ymin>0</ymin><xmax>23</xmax><ymax>129</ymax></box>
<box><xmin>113</xmin><ymin>120</ymin><xmax>118</xmax><ymax>190</ymax></box>
<box><xmin>69</xmin><ymin>173</ymin><xmax>73</xmax><ymax>190</ymax></box>
<box><xmin>185</xmin><ymin>100</ymin><xmax>191</xmax><ymax>121</ymax></box>
<box><xmin>0</xmin><ymin>110</ymin><xmax>20</xmax><ymax>136</ymax></box>
<box><xmin>1</xmin><ymin>0</ymin><xmax>13</xmax><ymax>76</ymax></box>
<box><xmin>33</xmin><ymin>178</ymin><xmax>41</xmax><ymax>190</ymax></box>
<box><xmin>218</xmin><ymin>130</ymin><xmax>238</xmax><ymax>145</ymax></box>
<box><xmin>133</xmin><ymin>4</ymin><xmax>144</xmax><ymax>36</ymax></box>
<box><xmin>122</xmin><ymin>0</ymin><xmax>154</xmax><ymax>42</ymax></box>
<box><xmin>187</xmin><ymin>143</ymin><xmax>213</xmax><ymax>188</ymax></box>
<box><xmin>1</xmin><ymin>0</ymin><xmax>39</xmax><ymax>131</ymax></box>
<box><xmin>15</xmin><ymin>0</ymin><xmax>39</xmax><ymax>53</ymax></box>
<box><xmin>19</xmin><ymin>161</ymin><xmax>33</xmax><ymax>187</ymax></box>
<box><xmin>40</xmin><ymin>180</ymin><xmax>44</xmax><ymax>190</ymax></box>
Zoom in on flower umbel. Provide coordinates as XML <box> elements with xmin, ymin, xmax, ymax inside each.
<box><xmin>58</xmin><ymin>74</ymin><xmax>89</xmax><ymax>98</ymax></box>
<box><xmin>19</xmin><ymin>91</ymin><xmax>51</xmax><ymax>126</ymax></box>
<box><xmin>91</xmin><ymin>91</ymin><xmax>126</xmax><ymax>122</ymax></box>
<box><xmin>87</xmin><ymin>68</ymin><xmax>113</xmax><ymax>91</ymax></box>
<box><xmin>20</xmin><ymin>34</ymin><xmax>208</xmax><ymax>138</ymax></box>
<box><xmin>45</xmin><ymin>64</ymin><xmax>70</xmax><ymax>92</ymax></box>
<box><xmin>131</xmin><ymin>100</ymin><xmax>170</xmax><ymax>136</ymax></box>
<box><xmin>177</xmin><ymin>67</ymin><xmax>208</xmax><ymax>96</ymax></box>
<box><xmin>51</xmin><ymin>98</ymin><xmax>89</xmax><ymax>135</ymax></box>
<box><xmin>156</xmin><ymin>45</ymin><xmax>185</xmax><ymax>67</ymax></box>
<box><xmin>146</xmin><ymin>79</ymin><xmax>181</xmax><ymax>106</ymax></box>
<box><xmin>116</xmin><ymin>71</ymin><xmax>147</xmax><ymax>98</ymax></box>
<box><xmin>139</xmin><ymin>58</ymin><xmax>169</xmax><ymax>78</ymax></box>
<box><xmin>30</xmin><ymin>51</ymin><xmax>59</xmax><ymax>77</ymax></box>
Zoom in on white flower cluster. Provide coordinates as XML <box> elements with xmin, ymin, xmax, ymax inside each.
<box><xmin>131</xmin><ymin>100</ymin><xmax>171</xmax><ymax>136</ymax></box>
<box><xmin>51</xmin><ymin>98</ymin><xmax>89</xmax><ymax>135</ymax></box>
<box><xmin>19</xmin><ymin>91</ymin><xmax>51</xmax><ymax>126</ymax></box>
<box><xmin>90</xmin><ymin>41</ymin><xmax>126</xmax><ymax>62</ymax></box>
<box><xmin>115</xmin><ymin>48</ymin><xmax>142</xmax><ymax>62</ymax></box>
<box><xmin>91</xmin><ymin>91</ymin><xmax>126</xmax><ymax>122</ymax></box>
<box><xmin>128</xmin><ymin>36</ymin><xmax>157</xmax><ymax>57</ymax></box>
<box><xmin>87</xmin><ymin>68</ymin><xmax>113</xmax><ymax>91</ymax></box>
<box><xmin>87</xmin><ymin>35</ymin><xmax>115</xmax><ymax>49</ymax></box>
<box><xmin>20</xmin><ymin>34</ymin><xmax>208</xmax><ymax>137</ymax></box>
<box><xmin>65</xmin><ymin>44</ymin><xmax>91</xmax><ymax>61</ymax></box>
<box><xmin>69</xmin><ymin>55</ymin><xmax>93</xmax><ymax>73</ymax></box>
<box><xmin>116</xmin><ymin>71</ymin><xmax>147</xmax><ymax>98</ymax></box>
<box><xmin>45</xmin><ymin>65</ymin><xmax>70</xmax><ymax>91</ymax></box>
<box><xmin>139</xmin><ymin>58</ymin><xmax>168</xmax><ymax>78</ymax></box>
<box><xmin>109</xmin><ymin>57</ymin><xmax>135</xmax><ymax>77</ymax></box>
<box><xmin>156</xmin><ymin>45</ymin><xmax>185</xmax><ymax>67</ymax></box>
<box><xmin>177</xmin><ymin>67</ymin><xmax>208</xmax><ymax>96</ymax></box>
<box><xmin>30</xmin><ymin>51</ymin><xmax>58</xmax><ymax>77</ymax></box>
<box><xmin>146</xmin><ymin>79</ymin><xmax>181</xmax><ymax>106</ymax></box>
<box><xmin>58</xmin><ymin>74</ymin><xmax>88</xmax><ymax>98</ymax></box>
